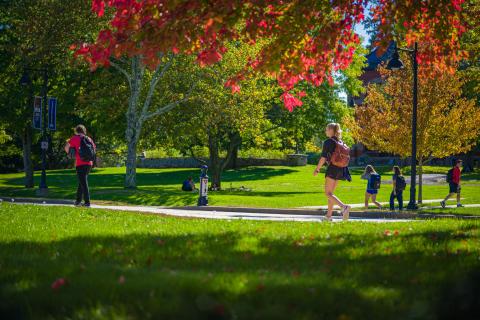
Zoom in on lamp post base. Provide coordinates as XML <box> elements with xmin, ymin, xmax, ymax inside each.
<box><xmin>406</xmin><ymin>202</ymin><xmax>418</xmax><ymax>210</ymax></box>
<box><xmin>36</xmin><ymin>188</ymin><xmax>49</xmax><ymax>197</ymax></box>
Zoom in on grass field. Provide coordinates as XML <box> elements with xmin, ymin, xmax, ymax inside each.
<box><xmin>0</xmin><ymin>165</ymin><xmax>479</xmax><ymax>212</ymax></box>
<box><xmin>1</xmin><ymin>203</ymin><xmax>479</xmax><ymax>319</ymax></box>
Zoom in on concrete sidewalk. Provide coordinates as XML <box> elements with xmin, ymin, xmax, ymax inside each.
<box><xmin>2</xmin><ymin>197</ymin><xmax>480</xmax><ymax>222</ymax></box>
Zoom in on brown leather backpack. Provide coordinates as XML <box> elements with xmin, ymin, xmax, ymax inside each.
<box><xmin>330</xmin><ymin>139</ymin><xmax>350</xmax><ymax>167</ymax></box>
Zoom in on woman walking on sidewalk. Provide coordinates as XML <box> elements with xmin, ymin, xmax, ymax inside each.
<box><xmin>314</xmin><ymin>123</ymin><xmax>352</xmax><ymax>221</ymax></box>
<box><xmin>64</xmin><ymin>125</ymin><xmax>96</xmax><ymax>207</ymax></box>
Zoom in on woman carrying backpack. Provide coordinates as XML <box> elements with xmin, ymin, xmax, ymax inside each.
<box><xmin>64</xmin><ymin>125</ymin><xmax>96</xmax><ymax>207</ymax></box>
<box><xmin>361</xmin><ymin>165</ymin><xmax>383</xmax><ymax>209</ymax></box>
<box><xmin>313</xmin><ymin>123</ymin><xmax>351</xmax><ymax>221</ymax></box>
<box><xmin>390</xmin><ymin>166</ymin><xmax>405</xmax><ymax>211</ymax></box>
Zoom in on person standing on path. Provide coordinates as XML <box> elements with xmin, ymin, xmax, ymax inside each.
<box><xmin>389</xmin><ymin>166</ymin><xmax>406</xmax><ymax>211</ymax></box>
<box><xmin>361</xmin><ymin>165</ymin><xmax>383</xmax><ymax>209</ymax></box>
<box><xmin>441</xmin><ymin>159</ymin><xmax>463</xmax><ymax>208</ymax></box>
<box><xmin>314</xmin><ymin>123</ymin><xmax>352</xmax><ymax>221</ymax></box>
<box><xmin>64</xmin><ymin>125</ymin><xmax>96</xmax><ymax>207</ymax></box>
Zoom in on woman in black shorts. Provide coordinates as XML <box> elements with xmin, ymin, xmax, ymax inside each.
<box><xmin>313</xmin><ymin>123</ymin><xmax>351</xmax><ymax>221</ymax></box>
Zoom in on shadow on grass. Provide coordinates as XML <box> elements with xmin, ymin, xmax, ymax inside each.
<box><xmin>1</xmin><ymin>227</ymin><xmax>479</xmax><ymax>319</ymax></box>
<box><xmin>1</xmin><ymin>167</ymin><xmax>296</xmax><ymax>189</ymax></box>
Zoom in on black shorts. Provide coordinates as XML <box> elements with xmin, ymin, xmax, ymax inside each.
<box><xmin>325</xmin><ymin>165</ymin><xmax>347</xmax><ymax>181</ymax></box>
<box><xmin>449</xmin><ymin>183</ymin><xmax>459</xmax><ymax>193</ymax></box>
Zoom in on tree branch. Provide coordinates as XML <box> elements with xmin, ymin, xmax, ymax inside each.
<box><xmin>188</xmin><ymin>146</ymin><xmax>207</xmax><ymax>165</ymax></box>
<box><xmin>144</xmin><ymin>83</ymin><xmax>196</xmax><ymax>120</ymax></box>
<box><xmin>137</xmin><ymin>56</ymin><xmax>173</xmax><ymax>128</ymax></box>
<box><xmin>109</xmin><ymin>59</ymin><xmax>131</xmax><ymax>89</ymax></box>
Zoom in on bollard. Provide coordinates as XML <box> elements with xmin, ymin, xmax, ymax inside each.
<box><xmin>197</xmin><ymin>165</ymin><xmax>209</xmax><ymax>206</ymax></box>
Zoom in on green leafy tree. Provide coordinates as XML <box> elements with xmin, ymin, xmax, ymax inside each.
<box><xmin>154</xmin><ymin>43</ymin><xmax>277</xmax><ymax>189</ymax></box>
<box><xmin>0</xmin><ymin>0</ymin><xmax>97</xmax><ymax>186</ymax></box>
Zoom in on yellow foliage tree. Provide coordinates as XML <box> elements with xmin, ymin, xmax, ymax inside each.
<box><xmin>349</xmin><ymin>61</ymin><xmax>480</xmax><ymax>203</ymax></box>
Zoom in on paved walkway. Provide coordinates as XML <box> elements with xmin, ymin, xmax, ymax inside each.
<box><xmin>299</xmin><ymin>198</ymin><xmax>480</xmax><ymax>210</ymax></box>
<box><xmin>5</xmin><ymin>201</ymin><xmax>412</xmax><ymax>223</ymax></box>
<box><xmin>3</xmin><ymin>197</ymin><xmax>479</xmax><ymax>223</ymax></box>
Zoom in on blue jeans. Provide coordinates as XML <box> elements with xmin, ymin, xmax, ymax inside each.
<box><xmin>389</xmin><ymin>191</ymin><xmax>403</xmax><ymax>210</ymax></box>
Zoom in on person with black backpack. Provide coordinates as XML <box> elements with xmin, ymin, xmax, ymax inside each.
<box><xmin>441</xmin><ymin>159</ymin><xmax>463</xmax><ymax>208</ymax></box>
<box><xmin>64</xmin><ymin>125</ymin><xmax>96</xmax><ymax>207</ymax></box>
<box><xmin>390</xmin><ymin>166</ymin><xmax>406</xmax><ymax>211</ymax></box>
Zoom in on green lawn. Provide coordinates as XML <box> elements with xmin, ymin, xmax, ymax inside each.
<box><xmin>0</xmin><ymin>203</ymin><xmax>479</xmax><ymax>319</ymax></box>
<box><xmin>0</xmin><ymin>166</ymin><xmax>479</xmax><ymax>212</ymax></box>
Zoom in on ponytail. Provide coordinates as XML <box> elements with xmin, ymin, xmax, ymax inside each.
<box><xmin>326</xmin><ymin>122</ymin><xmax>342</xmax><ymax>139</ymax></box>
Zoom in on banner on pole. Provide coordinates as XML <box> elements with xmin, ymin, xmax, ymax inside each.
<box><xmin>48</xmin><ymin>97</ymin><xmax>57</xmax><ymax>131</ymax></box>
<box><xmin>33</xmin><ymin>96</ymin><xmax>42</xmax><ymax>130</ymax></box>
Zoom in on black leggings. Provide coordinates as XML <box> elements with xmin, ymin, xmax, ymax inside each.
<box><xmin>76</xmin><ymin>165</ymin><xmax>91</xmax><ymax>204</ymax></box>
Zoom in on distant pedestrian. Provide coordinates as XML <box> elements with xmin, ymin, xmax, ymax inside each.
<box><xmin>361</xmin><ymin>165</ymin><xmax>382</xmax><ymax>209</ymax></box>
<box><xmin>314</xmin><ymin>123</ymin><xmax>351</xmax><ymax>221</ymax></box>
<box><xmin>64</xmin><ymin>125</ymin><xmax>96</xmax><ymax>207</ymax></box>
<box><xmin>441</xmin><ymin>159</ymin><xmax>463</xmax><ymax>208</ymax></box>
<box><xmin>390</xmin><ymin>166</ymin><xmax>406</xmax><ymax>211</ymax></box>
<box><xmin>181</xmin><ymin>176</ymin><xmax>196</xmax><ymax>192</ymax></box>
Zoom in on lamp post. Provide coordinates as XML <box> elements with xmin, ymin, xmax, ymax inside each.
<box><xmin>386</xmin><ymin>42</ymin><xmax>418</xmax><ymax>210</ymax></box>
<box><xmin>20</xmin><ymin>67</ymin><xmax>49</xmax><ymax>192</ymax></box>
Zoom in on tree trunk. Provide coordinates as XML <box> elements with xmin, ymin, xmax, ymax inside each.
<box><xmin>22</xmin><ymin>125</ymin><xmax>34</xmax><ymax>188</ymax></box>
<box><xmin>463</xmin><ymin>150</ymin><xmax>475</xmax><ymax>173</ymax></box>
<box><xmin>226</xmin><ymin>133</ymin><xmax>241</xmax><ymax>169</ymax></box>
<box><xmin>208</xmin><ymin>134</ymin><xmax>222</xmax><ymax>190</ymax></box>
<box><xmin>418</xmin><ymin>158</ymin><xmax>423</xmax><ymax>204</ymax></box>
<box><xmin>124</xmin><ymin>56</ymin><xmax>142</xmax><ymax>189</ymax></box>
<box><xmin>125</xmin><ymin>131</ymin><xmax>138</xmax><ymax>189</ymax></box>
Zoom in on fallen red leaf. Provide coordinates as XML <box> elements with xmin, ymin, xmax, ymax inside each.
<box><xmin>51</xmin><ymin>278</ymin><xmax>67</xmax><ymax>290</ymax></box>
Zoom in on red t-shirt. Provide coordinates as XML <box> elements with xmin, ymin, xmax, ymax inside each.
<box><xmin>452</xmin><ymin>166</ymin><xmax>461</xmax><ymax>184</ymax></box>
<box><xmin>68</xmin><ymin>135</ymin><xmax>96</xmax><ymax>167</ymax></box>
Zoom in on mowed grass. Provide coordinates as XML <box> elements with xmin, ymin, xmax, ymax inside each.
<box><xmin>0</xmin><ymin>165</ymin><xmax>479</xmax><ymax>211</ymax></box>
<box><xmin>1</xmin><ymin>203</ymin><xmax>480</xmax><ymax>319</ymax></box>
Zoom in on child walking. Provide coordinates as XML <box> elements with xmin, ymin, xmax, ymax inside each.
<box><xmin>361</xmin><ymin>165</ymin><xmax>382</xmax><ymax>209</ymax></box>
<box><xmin>390</xmin><ymin>166</ymin><xmax>406</xmax><ymax>211</ymax></box>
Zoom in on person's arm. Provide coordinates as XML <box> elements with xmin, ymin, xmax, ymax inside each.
<box><xmin>64</xmin><ymin>141</ymin><xmax>70</xmax><ymax>154</ymax></box>
<box><xmin>392</xmin><ymin>175</ymin><xmax>396</xmax><ymax>194</ymax></box>
<box><xmin>314</xmin><ymin>139</ymin><xmax>333</xmax><ymax>176</ymax></box>
<box><xmin>313</xmin><ymin>157</ymin><xmax>327</xmax><ymax>176</ymax></box>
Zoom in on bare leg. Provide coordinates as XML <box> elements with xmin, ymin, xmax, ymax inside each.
<box><xmin>364</xmin><ymin>192</ymin><xmax>370</xmax><ymax>209</ymax></box>
<box><xmin>327</xmin><ymin>197</ymin><xmax>334</xmax><ymax>217</ymax></box>
<box><xmin>443</xmin><ymin>193</ymin><xmax>454</xmax><ymax>202</ymax></box>
<box><xmin>325</xmin><ymin>177</ymin><xmax>346</xmax><ymax>218</ymax></box>
<box><xmin>371</xmin><ymin>194</ymin><xmax>383</xmax><ymax>209</ymax></box>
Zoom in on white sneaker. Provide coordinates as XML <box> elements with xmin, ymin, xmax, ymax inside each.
<box><xmin>341</xmin><ymin>205</ymin><xmax>351</xmax><ymax>221</ymax></box>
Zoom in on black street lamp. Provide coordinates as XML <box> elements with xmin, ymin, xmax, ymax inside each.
<box><xmin>387</xmin><ymin>42</ymin><xmax>418</xmax><ymax>210</ymax></box>
<box><xmin>20</xmin><ymin>67</ymin><xmax>49</xmax><ymax>192</ymax></box>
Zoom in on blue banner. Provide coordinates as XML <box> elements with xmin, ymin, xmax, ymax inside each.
<box><xmin>48</xmin><ymin>97</ymin><xmax>57</xmax><ymax>131</ymax></box>
<box><xmin>33</xmin><ymin>96</ymin><xmax>42</xmax><ymax>130</ymax></box>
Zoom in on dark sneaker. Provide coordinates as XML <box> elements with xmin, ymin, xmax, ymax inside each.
<box><xmin>83</xmin><ymin>203</ymin><xmax>91</xmax><ymax>208</ymax></box>
<box><xmin>457</xmin><ymin>203</ymin><xmax>464</xmax><ymax>208</ymax></box>
<box><xmin>74</xmin><ymin>202</ymin><xmax>82</xmax><ymax>207</ymax></box>
<box><xmin>440</xmin><ymin>201</ymin><xmax>446</xmax><ymax>208</ymax></box>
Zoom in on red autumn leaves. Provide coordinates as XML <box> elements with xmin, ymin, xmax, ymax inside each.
<box><xmin>78</xmin><ymin>0</ymin><xmax>470</xmax><ymax>111</ymax></box>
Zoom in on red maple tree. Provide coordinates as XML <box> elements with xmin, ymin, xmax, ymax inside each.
<box><xmin>75</xmin><ymin>0</ymin><xmax>471</xmax><ymax>110</ymax></box>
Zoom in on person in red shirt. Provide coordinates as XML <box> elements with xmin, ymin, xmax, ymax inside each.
<box><xmin>64</xmin><ymin>125</ymin><xmax>96</xmax><ymax>207</ymax></box>
<box><xmin>441</xmin><ymin>159</ymin><xmax>463</xmax><ymax>208</ymax></box>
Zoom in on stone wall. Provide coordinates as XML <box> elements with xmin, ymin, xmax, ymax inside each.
<box><xmin>137</xmin><ymin>154</ymin><xmax>308</xmax><ymax>168</ymax></box>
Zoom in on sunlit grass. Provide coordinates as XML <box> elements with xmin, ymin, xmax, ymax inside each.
<box><xmin>0</xmin><ymin>203</ymin><xmax>479</xmax><ymax>319</ymax></box>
